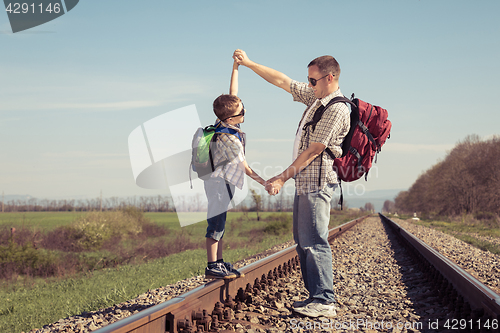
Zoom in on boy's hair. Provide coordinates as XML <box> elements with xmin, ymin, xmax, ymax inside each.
<box><xmin>308</xmin><ymin>55</ymin><xmax>340</xmax><ymax>78</ymax></box>
<box><xmin>213</xmin><ymin>94</ymin><xmax>241</xmax><ymax>120</ymax></box>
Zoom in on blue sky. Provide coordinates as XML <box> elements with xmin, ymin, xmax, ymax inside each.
<box><xmin>1</xmin><ymin>0</ymin><xmax>499</xmax><ymax>204</ymax></box>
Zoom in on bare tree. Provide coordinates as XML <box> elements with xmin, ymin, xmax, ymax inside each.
<box><xmin>363</xmin><ymin>202</ymin><xmax>375</xmax><ymax>212</ymax></box>
<box><xmin>382</xmin><ymin>200</ymin><xmax>395</xmax><ymax>213</ymax></box>
<box><xmin>250</xmin><ymin>189</ymin><xmax>262</xmax><ymax>221</ymax></box>
<box><xmin>395</xmin><ymin>135</ymin><xmax>500</xmax><ymax>217</ymax></box>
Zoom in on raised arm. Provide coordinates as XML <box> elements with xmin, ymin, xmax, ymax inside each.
<box><xmin>229</xmin><ymin>60</ymin><xmax>239</xmax><ymax>96</ymax></box>
<box><xmin>233</xmin><ymin>49</ymin><xmax>292</xmax><ymax>93</ymax></box>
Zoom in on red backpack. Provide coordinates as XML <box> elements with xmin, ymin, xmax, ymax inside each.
<box><xmin>304</xmin><ymin>94</ymin><xmax>392</xmax><ymax>182</ymax></box>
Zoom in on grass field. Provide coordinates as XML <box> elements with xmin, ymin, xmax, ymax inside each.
<box><xmin>0</xmin><ymin>209</ymin><xmax>365</xmax><ymax>333</ymax></box>
<box><xmin>0</xmin><ymin>211</ymin><xmax>290</xmax><ymax>237</ymax></box>
<box><xmin>0</xmin><ymin>212</ymin><xmax>88</xmax><ymax>231</ymax></box>
<box><xmin>388</xmin><ymin>213</ymin><xmax>500</xmax><ymax>255</ymax></box>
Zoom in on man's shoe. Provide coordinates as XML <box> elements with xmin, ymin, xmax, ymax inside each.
<box><xmin>293</xmin><ymin>300</ymin><xmax>337</xmax><ymax>318</ymax></box>
<box><xmin>292</xmin><ymin>297</ymin><xmax>313</xmax><ymax>309</ymax></box>
<box><xmin>224</xmin><ymin>262</ymin><xmax>245</xmax><ymax>277</ymax></box>
<box><xmin>205</xmin><ymin>263</ymin><xmax>237</xmax><ymax>279</ymax></box>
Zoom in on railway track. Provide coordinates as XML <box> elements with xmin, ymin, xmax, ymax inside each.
<box><xmin>92</xmin><ymin>214</ymin><xmax>500</xmax><ymax>333</ymax></box>
<box><xmin>379</xmin><ymin>214</ymin><xmax>500</xmax><ymax>332</ymax></box>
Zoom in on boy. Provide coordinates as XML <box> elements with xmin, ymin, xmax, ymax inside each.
<box><xmin>204</xmin><ymin>60</ymin><xmax>266</xmax><ymax>279</ymax></box>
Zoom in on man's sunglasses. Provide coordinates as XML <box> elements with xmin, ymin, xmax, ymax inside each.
<box><xmin>308</xmin><ymin>74</ymin><xmax>332</xmax><ymax>86</ymax></box>
<box><xmin>222</xmin><ymin>104</ymin><xmax>245</xmax><ymax>122</ymax></box>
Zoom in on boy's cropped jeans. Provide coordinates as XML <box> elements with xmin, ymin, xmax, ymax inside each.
<box><xmin>204</xmin><ymin>177</ymin><xmax>235</xmax><ymax>241</ymax></box>
<box><xmin>293</xmin><ymin>183</ymin><xmax>337</xmax><ymax>304</ymax></box>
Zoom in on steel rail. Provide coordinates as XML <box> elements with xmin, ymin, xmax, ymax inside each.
<box><xmin>380</xmin><ymin>213</ymin><xmax>500</xmax><ymax>321</ymax></box>
<box><xmin>93</xmin><ymin>215</ymin><xmax>367</xmax><ymax>333</ymax></box>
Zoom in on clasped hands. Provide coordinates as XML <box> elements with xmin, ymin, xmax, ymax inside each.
<box><xmin>264</xmin><ymin>176</ymin><xmax>285</xmax><ymax>196</ymax></box>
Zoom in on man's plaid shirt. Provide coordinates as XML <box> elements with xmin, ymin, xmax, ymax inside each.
<box><xmin>210</xmin><ymin>121</ymin><xmax>246</xmax><ymax>189</ymax></box>
<box><xmin>290</xmin><ymin>80</ymin><xmax>350</xmax><ymax>195</ymax></box>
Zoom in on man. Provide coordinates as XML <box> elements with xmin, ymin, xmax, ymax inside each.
<box><xmin>233</xmin><ymin>49</ymin><xmax>350</xmax><ymax>318</ymax></box>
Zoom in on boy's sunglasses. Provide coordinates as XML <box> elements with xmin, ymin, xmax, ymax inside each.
<box><xmin>308</xmin><ymin>74</ymin><xmax>332</xmax><ymax>86</ymax></box>
<box><xmin>222</xmin><ymin>104</ymin><xmax>245</xmax><ymax>122</ymax></box>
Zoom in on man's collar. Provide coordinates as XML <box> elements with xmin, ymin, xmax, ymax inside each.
<box><xmin>319</xmin><ymin>88</ymin><xmax>343</xmax><ymax>106</ymax></box>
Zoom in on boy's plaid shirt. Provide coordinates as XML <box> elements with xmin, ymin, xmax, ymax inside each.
<box><xmin>290</xmin><ymin>80</ymin><xmax>350</xmax><ymax>195</ymax></box>
<box><xmin>210</xmin><ymin>121</ymin><xmax>246</xmax><ymax>189</ymax></box>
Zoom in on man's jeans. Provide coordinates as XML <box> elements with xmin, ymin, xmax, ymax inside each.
<box><xmin>293</xmin><ymin>183</ymin><xmax>337</xmax><ymax>304</ymax></box>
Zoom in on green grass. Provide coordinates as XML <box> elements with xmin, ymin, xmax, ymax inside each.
<box><xmin>453</xmin><ymin>234</ymin><xmax>500</xmax><ymax>255</ymax></box>
<box><xmin>0</xmin><ymin>232</ymin><xmax>289</xmax><ymax>333</ymax></box>
<box><xmin>0</xmin><ymin>212</ymin><xmax>86</xmax><ymax>231</ymax></box>
<box><xmin>1</xmin><ymin>210</ymin><xmax>359</xmax><ymax>234</ymax></box>
<box><xmin>143</xmin><ymin>211</ymin><xmax>181</xmax><ymax>227</ymax></box>
<box><xmin>144</xmin><ymin>211</ymin><xmax>295</xmax><ymax>249</ymax></box>
<box><xmin>0</xmin><ymin>249</ymin><xmax>211</xmax><ymax>332</ymax></box>
<box><xmin>393</xmin><ymin>215</ymin><xmax>500</xmax><ymax>255</ymax></box>
<box><xmin>412</xmin><ymin>218</ymin><xmax>500</xmax><ymax>238</ymax></box>
<box><xmin>0</xmin><ymin>211</ymin><xmax>293</xmax><ymax>332</ymax></box>
<box><xmin>0</xmin><ymin>210</ymin><xmax>364</xmax><ymax>333</ymax></box>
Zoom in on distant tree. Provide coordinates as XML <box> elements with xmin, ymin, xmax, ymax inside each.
<box><xmin>250</xmin><ymin>189</ymin><xmax>262</xmax><ymax>221</ymax></box>
<box><xmin>363</xmin><ymin>202</ymin><xmax>375</xmax><ymax>212</ymax></box>
<box><xmin>395</xmin><ymin>134</ymin><xmax>500</xmax><ymax>217</ymax></box>
<box><xmin>382</xmin><ymin>200</ymin><xmax>396</xmax><ymax>213</ymax></box>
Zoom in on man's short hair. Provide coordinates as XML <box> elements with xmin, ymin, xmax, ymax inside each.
<box><xmin>213</xmin><ymin>94</ymin><xmax>241</xmax><ymax>120</ymax></box>
<box><xmin>308</xmin><ymin>55</ymin><xmax>340</xmax><ymax>78</ymax></box>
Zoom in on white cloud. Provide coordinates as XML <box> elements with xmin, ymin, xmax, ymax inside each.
<box><xmin>45</xmin><ymin>100</ymin><xmax>164</xmax><ymax>111</ymax></box>
<box><xmin>39</xmin><ymin>151</ymin><xmax>130</xmax><ymax>169</ymax></box>
<box><xmin>0</xmin><ymin>65</ymin><xmax>208</xmax><ymax>112</ymax></box>
<box><xmin>42</xmin><ymin>151</ymin><xmax>128</xmax><ymax>158</ymax></box>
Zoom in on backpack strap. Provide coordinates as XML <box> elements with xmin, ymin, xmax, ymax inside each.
<box><xmin>338</xmin><ymin>180</ymin><xmax>344</xmax><ymax>210</ymax></box>
<box><xmin>302</xmin><ymin>96</ymin><xmax>353</xmax><ymax>189</ymax></box>
<box><xmin>212</xmin><ymin>124</ymin><xmax>244</xmax><ymax>205</ymax></box>
<box><xmin>357</xmin><ymin>120</ymin><xmax>379</xmax><ymax>151</ymax></box>
<box><xmin>214</xmin><ymin>123</ymin><xmax>239</xmax><ymax>209</ymax></box>
<box><xmin>189</xmin><ymin>162</ymin><xmax>193</xmax><ymax>189</ymax></box>
<box><xmin>304</xmin><ymin>96</ymin><xmax>352</xmax><ymax>159</ymax></box>
<box><xmin>302</xmin><ymin>96</ymin><xmax>354</xmax><ymax>133</ymax></box>
<box><xmin>225</xmin><ymin>182</ymin><xmax>236</xmax><ymax>212</ymax></box>
<box><xmin>214</xmin><ymin>125</ymin><xmax>244</xmax><ymax>147</ymax></box>
<box><xmin>204</xmin><ymin>124</ymin><xmax>226</xmax><ymax>173</ymax></box>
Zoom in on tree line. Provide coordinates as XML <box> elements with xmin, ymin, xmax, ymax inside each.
<box><xmin>395</xmin><ymin>135</ymin><xmax>500</xmax><ymax>217</ymax></box>
<box><xmin>0</xmin><ymin>193</ymin><xmax>297</xmax><ymax>213</ymax></box>
<box><xmin>0</xmin><ymin>192</ymin><xmax>373</xmax><ymax>213</ymax></box>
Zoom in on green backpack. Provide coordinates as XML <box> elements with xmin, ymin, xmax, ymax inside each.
<box><xmin>190</xmin><ymin>122</ymin><xmax>243</xmax><ymax>184</ymax></box>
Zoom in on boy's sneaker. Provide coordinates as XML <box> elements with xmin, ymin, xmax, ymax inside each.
<box><xmin>293</xmin><ymin>299</ymin><xmax>337</xmax><ymax>318</ymax></box>
<box><xmin>224</xmin><ymin>262</ymin><xmax>245</xmax><ymax>278</ymax></box>
<box><xmin>292</xmin><ymin>297</ymin><xmax>313</xmax><ymax>308</ymax></box>
<box><xmin>205</xmin><ymin>263</ymin><xmax>237</xmax><ymax>279</ymax></box>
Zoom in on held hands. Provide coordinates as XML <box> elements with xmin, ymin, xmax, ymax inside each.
<box><xmin>233</xmin><ymin>49</ymin><xmax>251</xmax><ymax>67</ymax></box>
<box><xmin>263</xmin><ymin>176</ymin><xmax>284</xmax><ymax>196</ymax></box>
